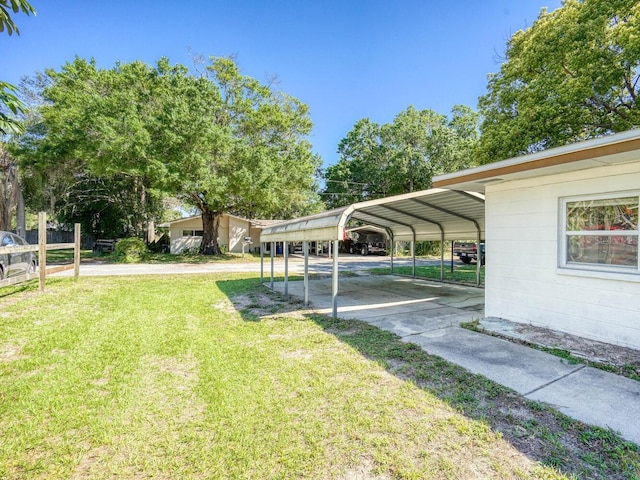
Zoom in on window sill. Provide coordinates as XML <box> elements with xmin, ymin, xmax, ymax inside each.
<box><xmin>557</xmin><ymin>266</ymin><xmax>640</xmax><ymax>283</ymax></box>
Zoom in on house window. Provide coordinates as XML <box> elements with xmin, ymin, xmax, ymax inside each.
<box><xmin>182</xmin><ymin>230</ymin><xmax>204</xmax><ymax>237</ymax></box>
<box><xmin>561</xmin><ymin>193</ymin><xmax>639</xmax><ymax>272</ymax></box>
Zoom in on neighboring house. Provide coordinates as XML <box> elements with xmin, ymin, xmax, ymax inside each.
<box><xmin>160</xmin><ymin>214</ymin><xmax>280</xmax><ymax>254</ymax></box>
<box><xmin>433</xmin><ymin>129</ymin><xmax>640</xmax><ymax>350</ymax></box>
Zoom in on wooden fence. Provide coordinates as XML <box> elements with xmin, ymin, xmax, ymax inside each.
<box><xmin>0</xmin><ymin>213</ymin><xmax>80</xmax><ymax>291</ymax></box>
<box><xmin>22</xmin><ymin>230</ymin><xmax>95</xmax><ymax>250</ymax></box>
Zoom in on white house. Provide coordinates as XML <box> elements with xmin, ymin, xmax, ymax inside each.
<box><xmin>433</xmin><ymin>129</ymin><xmax>640</xmax><ymax>350</ymax></box>
<box><xmin>160</xmin><ymin>214</ymin><xmax>279</xmax><ymax>254</ymax></box>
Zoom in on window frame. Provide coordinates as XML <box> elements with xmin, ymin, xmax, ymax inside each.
<box><xmin>559</xmin><ymin>191</ymin><xmax>640</xmax><ymax>275</ymax></box>
<box><xmin>181</xmin><ymin>230</ymin><xmax>204</xmax><ymax>237</ymax></box>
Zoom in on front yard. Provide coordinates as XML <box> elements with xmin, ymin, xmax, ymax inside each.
<box><xmin>0</xmin><ymin>274</ymin><xmax>637</xmax><ymax>479</ymax></box>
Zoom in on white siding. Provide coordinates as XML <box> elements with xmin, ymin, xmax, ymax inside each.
<box><xmin>228</xmin><ymin>217</ymin><xmax>251</xmax><ymax>253</ymax></box>
<box><xmin>485</xmin><ymin>160</ymin><xmax>640</xmax><ymax>349</ymax></box>
<box><xmin>168</xmin><ymin>215</ymin><xmax>259</xmax><ymax>254</ymax></box>
<box><xmin>169</xmin><ymin>218</ymin><xmax>203</xmax><ymax>254</ymax></box>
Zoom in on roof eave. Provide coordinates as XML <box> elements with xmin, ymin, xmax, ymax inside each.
<box><xmin>433</xmin><ymin>129</ymin><xmax>640</xmax><ymax>191</ymax></box>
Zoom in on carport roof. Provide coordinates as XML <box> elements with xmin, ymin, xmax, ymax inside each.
<box><xmin>260</xmin><ymin>188</ymin><xmax>485</xmax><ymax>243</ymax></box>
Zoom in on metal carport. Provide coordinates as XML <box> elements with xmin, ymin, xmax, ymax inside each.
<box><xmin>259</xmin><ymin>188</ymin><xmax>485</xmax><ymax>317</ymax></box>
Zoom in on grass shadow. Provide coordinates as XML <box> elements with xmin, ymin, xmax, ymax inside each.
<box><xmin>309</xmin><ymin>314</ymin><xmax>640</xmax><ymax>480</ymax></box>
<box><xmin>215</xmin><ymin>276</ymin><xmax>640</xmax><ymax>480</ymax></box>
<box><xmin>0</xmin><ymin>280</ymin><xmax>39</xmax><ymax>299</ymax></box>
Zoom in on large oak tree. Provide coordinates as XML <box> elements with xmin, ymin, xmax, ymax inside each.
<box><xmin>16</xmin><ymin>56</ymin><xmax>321</xmax><ymax>251</ymax></box>
<box><xmin>477</xmin><ymin>0</ymin><xmax>640</xmax><ymax>163</ymax></box>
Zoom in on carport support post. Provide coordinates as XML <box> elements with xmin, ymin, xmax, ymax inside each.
<box><xmin>283</xmin><ymin>241</ymin><xmax>289</xmax><ymax>297</ymax></box>
<box><xmin>440</xmin><ymin>231</ymin><xmax>445</xmax><ymax>281</ymax></box>
<box><xmin>74</xmin><ymin>223</ymin><xmax>80</xmax><ymax>279</ymax></box>
<box><xmin>270</xmin><ymin>242</ymin><xmax>275</xmax><ymax>289</ymax></box>
<box><xmin>38</xmin><ymin>211</ymin><xmax>46</xmax><ymax>292</ymax></box>
<box><xmin>476</xmin><ymin>230</ymin><xmax>481</xmax><ymax>286</ymax></box>
<box><xmin>331</xmin><ymin>240</ymin><xmax>339</xmax><ymax>318</ymax></box>
<box><xmin>450</xmin><ymin>241</ymin><xmax>454</xmax><ymax>273</ymax></box>
<box><xmin>260</xmin><ymin>242</ymin><xmax>264</xmax><ymax>283</ymax></box>
<box><xmin>411</xmin><ymin>237</ymin><xmax>416</xmax><ymax>278</ymax></box>
<box><xmin>389</xmin><ymin>234</ymin><xmax>394</xmax><ymax>275</ymax></box>
<box><xmin>303</xmin><ymin>241</ymin><xmax>309</xmax><ymax>306</ymax></box>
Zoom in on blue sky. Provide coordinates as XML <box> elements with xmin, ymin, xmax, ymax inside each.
<box><xmin>2</xmin><ymin>1</ymin><xmax>562</xmax><ymax>169</ymax></box>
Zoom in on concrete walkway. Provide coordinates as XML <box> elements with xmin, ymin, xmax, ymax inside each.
<box><xmin>269</xmin><ymin>275</ymin><xmax>640</xmax><ymax>445</ymax></box>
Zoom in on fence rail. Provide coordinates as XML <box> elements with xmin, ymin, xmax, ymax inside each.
<box><xmin>0</xmin><ymin>213</ymin><xmax>80</xmax><ymax>290</ymax></box>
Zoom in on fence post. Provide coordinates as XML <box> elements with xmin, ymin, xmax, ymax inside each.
<box><xmin>38</xmin><ymin>212</ymin><xmax>46</xmax><ymax>292</ymax></box>
<box><xmin>74</xmin><ymin>223</ymin><xmax>81</xmax><ymax>278</ymax></box>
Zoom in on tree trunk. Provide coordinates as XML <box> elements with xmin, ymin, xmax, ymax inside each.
<box><xmin>0</xmin><ymin>149</ymin><xmax>18</xmax><ymax>231</ymax></box>
<box><xmin>146</xmin><ymin>219</ymin><xmax>155</xmax><ymax>244</ymax></box>
<box><xmin>16</xmin><ymin>181</ymin><xmax>25</xmax><ymax>237</ymax></box>
<box><xmin>200</xmin><ymin>208</ymin><xmax>221</xmax><ymax>255</ymax></box>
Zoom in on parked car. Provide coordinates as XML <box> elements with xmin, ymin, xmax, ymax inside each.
<box><xmin>348</xmin><ymin>232</ymin><xmax>387</xmax><ymax>256</ymax></box>
<box><xmin>0</xmin><ymin>231</ymin><xmax>37</xmax><ymax>280</ymax></box>
<box><xmin>453</xmin><ymin>241</ymin><xmax>485</xmax><ymax>264</ymax></box>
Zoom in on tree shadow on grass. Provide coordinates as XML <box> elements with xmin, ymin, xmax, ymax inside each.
<box><xmin>215</xmin><ymin>277</ymin><xmax>640</xmax><ymax>480</ymax></box>
<box><xmin>0</xmin><ymin>280</ymin><xmax>39</xmax><ymax>299</ymax></box>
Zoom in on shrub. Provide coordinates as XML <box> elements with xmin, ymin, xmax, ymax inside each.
<box><xmin>114</xmin><ymin>238</ymin><xmax>148</xmax><ymax>263</ymax></box>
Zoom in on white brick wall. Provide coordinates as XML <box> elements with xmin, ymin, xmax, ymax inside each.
<box><xmin>485</xmin><ymin>160</ymin><xmax>640</xmax><ymax>349</ymax></box>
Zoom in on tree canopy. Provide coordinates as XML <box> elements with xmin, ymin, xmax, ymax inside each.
<box><xmin>477</xmin><ymin>0</ymin><xmax>640</xmax><ymax>163</ymax></box>
<box><xmin>323</xmin><ymin>105</ymin><xmax>479</xmax><ymax>208</ymax></box>
<box><xmin>0</xmin><ymin>0</ymin><xmax>36</xmax><ymax>135</ymax></box>
<box><xmin>0</xmin><ymin>0</ymin><xmax>35</xmax><ymax>36</ymax></box>
<box><xmin>13</xmin><ymin>56</ymin><xmax>321</xmax><ymax>251</ymax></box>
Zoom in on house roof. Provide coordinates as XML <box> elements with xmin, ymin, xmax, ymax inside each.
<box><xmin>260</xmin><ymin>188</ymin><xmax>485</xmax><ymax>243</ymax></box>
<box><xmin>433</xmin><ymin>129</ymin><xmax>640</xmax><ymax>193</ymax></box>
<box><xmin>249</xmin><ymin>219</ymin><xmax>284</xmax><ymax>228</ymax></box>
<box><xmin>159</xmin><ymin>214</ymin><xmax>279</xmax><ymax>229</ymax></box>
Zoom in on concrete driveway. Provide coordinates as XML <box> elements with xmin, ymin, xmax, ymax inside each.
<box><xmin>51</xmin><ymin>254</ymin><xmax>448</xmax><ymax>277</ymax></box>
<box><xmin>270</xmin><ymin>275</ymin><xmax>640</xmax><ymax>445</ymax></box>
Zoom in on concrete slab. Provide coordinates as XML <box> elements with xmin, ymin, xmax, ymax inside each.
<box><xmin>351</xmin><ymin>304</ymin><xmax>465</xmax><ymax>321</ymax></box>
<box><xmin>527</xmin><ymin>366</ymin><xmax>640</xmax><ymax>445</ymax></box>
<box><xmin>268</xmin><ymin>275</ymin><xmax>640</xmax><ymax>445</ymax></box>
<box><xmin>366</xmin><ymin>313</ymin><xmax>475</xmax><ymax>337</ymax></box>
<box><xmin>405</xmin><ymin>327</ymin><xmax>584</xmax><ymax>395</ymax></box>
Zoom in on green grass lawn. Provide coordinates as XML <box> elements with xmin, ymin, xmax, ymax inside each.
<box><xmin>41</xmin><ymin>248</ymin><xmax>85</xmax><ymax>265</ymax></box>
<box><xmin>369</xmin><ymin>262</ymin><xmax>486</xmax><ymax>284</ymax></box>
<box><xmin>1</xmin><ymin>274</ymin><xmax>637</xmax><ymax>479</ymax></box>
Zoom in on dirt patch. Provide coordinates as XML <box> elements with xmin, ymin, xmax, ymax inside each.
<box><xmin>211</xmin><ymin>299</ymin><xmax>236</xmax><ymax>314</ymax></box>
<box><xmin>0</xmin><ymin>342</ymin><xmax>27</xmax><ymax>362</ymax></box>
<box><xmin>232</xmin><ymin>291</ymin><xmax>306</xmax><ymax>319</ymax></box>
<box><xmin>342</xmin><ymin>457</ymin><xmax>390</xmax><ymax>480</ymax></box>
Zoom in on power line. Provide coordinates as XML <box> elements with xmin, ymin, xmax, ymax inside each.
<box><xmin>324</xmin><ymin>179</ymin><xmax>371</xmax><ymax>186</ymax></box>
